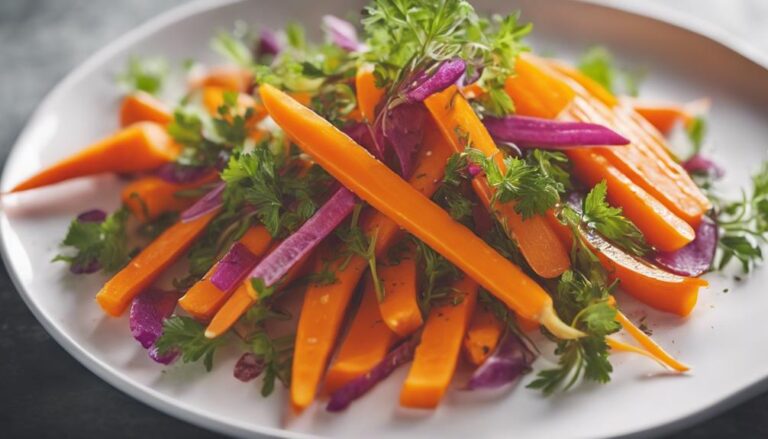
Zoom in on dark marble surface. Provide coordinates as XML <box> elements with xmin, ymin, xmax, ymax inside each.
<box><xmin>0</xmin><ymin>1</ymin><xmax>766</xmax><ymax>437</ymax></box>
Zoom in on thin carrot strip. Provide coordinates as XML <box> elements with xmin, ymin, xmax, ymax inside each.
<box><xmin>121</xmin><ymin>172</ymin><xmax>218</xmax><ymax>221</ymax></box>
<box><xmin>424</xmin><ymin>85</ymin><xmax>570</xmax><ymax>279</ymax></box>
<box><xmin>11</xmin><ymin>122</ymin><xmax>180</xmax><ymax>193</ymax></box>
<box><xmin>377</xmin><ymin>247</ymin><xmax>423</xmax><ymax>337</ymax></box>
<box><xmin>324</xmin><ymin>276</ymin><xmax>399</xmax><ymax>395</ymax></box>
<box><xmin>569</xmin><ymin>149</ymin><xmax>695</xmax><ymax>251</ymax></box>
<box><xmin>463</xmin><ymin>306</ymin><xmax>504</xmax><ymax>366</ymax></box>
<box><xmin>400</xmin><ymin>276</ymin><xmax>478</xmax><ymax>409</ymax></box>
<box><xmin>614</xmin><ymin>311</ymin><xmax>690</xmax><ymax>372</ymax></box>
<box><xmin>260</xmin><ymin>84</ymin><xmax>580</xmax><ymax>339</ymax></box>
<box><xmin>179</xmin><ymin>226</ymin><xmax>272</xmax><ymax>320</ymax></box>
<box><xmin>355</xmin><ymin>67</ymin><xmax>385</xmax><ymax>123</ymax></box>
<box><xmin>95</xmin><ymin>210</ymin><xmax>219</xmax><ymax>316</ymax></box>
<box><xmin>119</xmin><ymin>92</ymin><xmax>172</xmax><ymax>127</ymax></box>
<box><xmin>290</xmin><ymin>119</ymin><xmax>453</xmax><ymax>412</ymax></box>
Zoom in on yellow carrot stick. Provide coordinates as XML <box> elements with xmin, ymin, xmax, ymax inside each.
<box><xmin>259</xmin><ymin>83</ymin><xmax>581</xmax><ymax>340</ymax></box>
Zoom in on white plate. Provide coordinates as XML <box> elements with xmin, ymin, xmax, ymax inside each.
<box><xmin>2</xmin><ymin>0</ymin><xmax>768</xmax><ymax>437</ymax></box>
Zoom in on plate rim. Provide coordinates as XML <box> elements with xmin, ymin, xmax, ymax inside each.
<box><xmin>1</xmin><ymin>1</ymin><xmax>766</xmax><ymax>438</ymax></box>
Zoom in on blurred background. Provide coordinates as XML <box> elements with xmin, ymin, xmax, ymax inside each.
<box><xmin>0</xmin><ymin>0</ymin><xmax>766</xmax><ymax>438</ymax></box>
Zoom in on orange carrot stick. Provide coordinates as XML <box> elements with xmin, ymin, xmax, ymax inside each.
<box><xmin>355</xmin><ymin>67</ymin><xmax>385</xmax><ymax>123</ymax></box>
<box><xmin>11</xmin><ymin>122</ymin><xmax>180</xmax><ymax>193</ymax></box>
<box><xmin>179</xmin><ymin>226</ymin><xmax>273</xmax><ymax>320</ymax></box>
<box><xmin>119</xmin><ymin>92</ymin><xmax>173</xmax><ymax>127</ymax></box>
<box><xmin>260</xmin><ymin>84</ymin><xmax>581</xmax><ymax>340</ymax></box>
<box><xmin>424</xmin><ymin>86</ymin><xmax>571</xmax><ymax>279</ymax></box>
<box><xmin>463</xmin><ymin>306</ymin><xmax>504</xmax><ymax>366</ymax></box>
<box><xmin>400</xmin><ymin>276</ymin><xmax>478</xmax><ymax>409</ymax></box>
<box><xmin>568</xmin><ymin>149</ymin><xmax>695</xmax><ymax>251</ymax></box>
<box><xmin>121</xmin><ymin>172</ymin><xmax>218</xmax><ymax>221</ymax></box>
<box><xmin>290</xmin><ymin>120</ymin><xmax>453</xmax><ymax>412</ymax></box>
<box><xmin>190</xmin><ymin>65</ymin><xmax>253</xmax><ymax>92</ymax></box>
<box><xmin>95</xmin><ymin>210</ymin><xmax>219</xmax><ymax>316</ymax></box>
<box><xmin>324</xmin><ymin>276</ymin><xmax>399</xmax><ymax>395</ymax></box>
<box><xmin>613</xmin><ymin>310</ymin><xmax>690</xmax><ymax>372</ymax></box>
<box><xmin>377</xmin><ymin>248</ymin><xmax>423</xmax><ymax>337</ymax></box>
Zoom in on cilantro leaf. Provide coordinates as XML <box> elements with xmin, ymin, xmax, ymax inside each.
<box><xmin>155</xmin><ymin>316</ymin><xmax>226</xmax><ymax>371</ymax></box>
<box><xmin>53</xmin><ymin>208</ymin><xmax>131</xmax><ymax>274</ymax></box>
<box><xmin>582</xmin><ymin>181</ymin><xmax>649</xmax><ymax>256</ymax></box>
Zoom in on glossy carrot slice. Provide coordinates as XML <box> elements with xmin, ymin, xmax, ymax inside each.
<box><xmin>463</xmin><ymin>306</ymin><xmax>504</xmax><ymax>366</ymax></box>
<box><xmin>400</xmin><ymin>276</ymin><xmax>478</xmax><ymax>409</ymax></box>
<box><xmin>568</xmin><ymin>149</ymin><xmax>694</xmax><ymax>251</ymax></box>
<box><xmin>121</xmin><ymin>172</ymin><xmax>218</xmax><ymax>221</ymax></box>
<box><xmin>355</xmin><ymin>66</ymin><xmax>385</xmax><ymax>123</ymax></box>
<box><xmin>11</xmin><ymin>122</ymin><xmax>179</xmax><ymax>193</ymax></box>
<box><xmin>424</xmin><ymin>85</ymin><xmax>570</xmax><ymax>279</ymax></box>
<box><xmin>95</xmin><ymin>210</ymin><xmax>218</xmax><ymax>316</ymax></box>
<box><xmin>377</xmin><ymin>248</ymin><xmax>423</xmax><ymax>337</ymax></box>
<box><xmin>290</xmin><ymin>120</ymin><xmax>454</xmax><ymax>412</ymax></box>
<box><xmin>324</xmin><ymin>276</ymin><xmax>399</xmax><ymax>395</ymax></box>
<box><xmin>260</xmin><ymin>84</ymin><xmax>580</xmax><ymax>339</ymax></box>
<box><xmin>119</xmin><ymin>92</ymin><xmax>172</xmax><ymax>127</ymax></box>
<box><xmin>179</xmin><ymin>226</ymin><xmax>272</xmax><ymax>320</ymax></box>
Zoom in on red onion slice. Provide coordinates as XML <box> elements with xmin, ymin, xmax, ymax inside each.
<box><xmin>652</xmin><ymin>216</ymin><xmax>718</xmax><ymax>277</ymax></box>
<box><xmin>483</xmin><ymin>115</ymin><xmax>630</xmax><ymax>148</ymax></box>
<box><xmin>405</xmin><ymin>58</ymin><xmax>466</xmax><ymax>102</ymax></box>
<box><xmin>181</xmin><ymin>182</ymin><xmax>225</xmax><ymax>223</ymax></box>
<box><xmin>209</xmin><ymin>242</ymin><xmax>262</xmax><ymax>292</ymax></box>
<box><xmin>683</xmin><ymin>154</ymin><xmax>725</xmax><ymax>179</ymax></box>
<box><xmin>466</xmin><ymin>331</ymin><xmax>535</xmax><ymax>390</ymax></box>
<box><xmin>323</xmin><ymin>15</ymin><xmax>361</xmax><ymax>52</ymax></box>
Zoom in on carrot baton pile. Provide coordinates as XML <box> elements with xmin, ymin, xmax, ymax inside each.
<box><xmin>17</xmin><ymin>0</ymin><xmax>768</xmax><ymax>414</ymax></box>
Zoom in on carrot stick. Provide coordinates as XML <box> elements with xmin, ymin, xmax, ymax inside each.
<box><xmin>377</xmin><ymin>247</ymin><xmax>423</xmax><ymax>337</ymax></box>
<box><xmin>260</xmin><ymin>83</ymin><xmax>581</xmax><ymax>340</ymax></box>
<box><xmin>324</xmin><ymin>276</ymin><xmax>399</xmax><ymax>395</ymax></box>
<box><xmin>119</xmin><ymin>92</ymin><xmax>173</xmax><ymax>127</ymax></box>
<box><xmin>179</xmin><ymin>226</ymin><xmax>272</xmax><ymax>320</ymax></box>
<box><xmin>10</xmin><ymin>122</ymin><xmax>180</xmax><ymax>193</ymax></box>
<box><xmin>613</xmin><ymin>311</ymin><xmax>690</xmax><ymax>372</ymax></box>
<box><xmin>201</xmin><ymin>86</ymin><xmax>268</xmax><ymax>126</ymax></box>
<box><xmin>568</xmin><ymin>149</ymin><xmax>695</xmax><ymax>251</ymax></box>
<box><xmin>190</xmin><ymin>65</ymin><xmax>253</xmax><ymax>92</ymax></box>
<box><xmin>463</xmin><ymin>306</ymin><xmax>504</xmax><ymax>366</ymax></box>
<box><xmin>290</xmin><ymin>120</ymin><xmax>453</xmax><ymax>412</ymax></box>
<box><xmin>400</xmin><ymin>276</ymin><xmax>478</xmax><ymax>409</ymax></box>
<box><xmin>355</xmin><ymin>67</ymin><xmax>385</xmax><ymax>123</ymax></box>
<box><xmin>545</xmin><ymin>59</ymin><xmax>619</xmax><ymax>107</ymax></box>
<box><xmin>121</xmin><ymin>172</ymin><xmax>218</xmax><ymax>221</ymax></box>
<box><xmin>424</xmin><ymin>86</ymin><xmax>571</xmax><ymax>279</ymax></box>
<box><xmin>95</xmin><ymin>210</ymin><xmax>218</xmax><ymax>316</ymax></box>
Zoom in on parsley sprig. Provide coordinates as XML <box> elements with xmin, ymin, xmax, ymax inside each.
<box><xmin>117</xmin><ymin>56</ymin><xmax>169</xmax><ymax>96</ymax></box>
<box><xmin>53</xmin><ymin>208</ymin><xmax>131</xmax><ymax>274</ymax></box>
<box><xmin>155</xmin><ymin>316</ymin><xmax>226</xmax><ymax>371</ymax></box>
<box><xmin>336</xmin><ymin>204</ymin><xmax>385</xmax><ymax>300</ymax></box>
<box><xmin>580</xmin><ymin>181</ymin><xmax>649</xmax><ymax>256</ymax></box>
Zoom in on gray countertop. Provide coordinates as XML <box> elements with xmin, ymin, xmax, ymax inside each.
<box><xmin>1</xmin><ymin>1</ymin><xmax>767</xmax><ymax>437</ymax></box>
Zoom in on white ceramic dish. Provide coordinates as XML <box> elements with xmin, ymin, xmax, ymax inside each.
<box><xmin>2</xmin><ymin>0</ymin><xmax>768</xmax><ymax>437</ymax></box>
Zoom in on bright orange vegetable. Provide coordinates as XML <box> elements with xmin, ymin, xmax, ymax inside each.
<box><xmin>121</xmin><ymin>172</ymin><xmax>218</xmax><ymax>221</ymax></box>
<box><xmin>424</xmin><ymin>86</ymin><xmax>570</xmax><ymax>279</ymax></box>
<box><xmin>355</xmin><ymin>67</ymin><xmax>385</xmax><ymax>123</ymax></box>
<box><xmin>613</xmin><ymin>310</ymin><xmax>690</xmax><ymax>372</ymax></box>
<box><xmin>290</xmin><ymin>119</ymin><xmax>453</xmax><ymax>412</ymax></box>
<box><xmin>324</xmin><ymin>276</ymin><xmax>399</xmax><ymax>395</ymax></box>
<box><xmin>568</xmin><ymin>149</ymin><xmax>695</xmax><ymax>252</ymax></box>
<box><xmin>179</xmin><ymin>226</ymin><xmax>272</xmax><ymax>320</ymax></box>
<box><xmin>119</xmin><ymin>92</ymin><xmax>172</xmax><ymax>127</ymax></box>
<box><xmin>10</xmin><ymin>122</ymin><xmax>180</xmax><ymax>193</ymax></box>
<box><xmin>190</xmin><ymin>65</ymin><xmax>253</xmax><ymax>92</ymax></box>
<box><xmin>260</xmin><ymin>84</ymin><xmax>581</xmax><ymax>340</ymax></box>
<box><xmin>463</xmin><ymin>306</ymin><xmax>504</xmax><ymax>366</ymax></box>
<box><xmin>546</xmin><ymin>59</ymin><xmax>619</xmax><ymax>107</ymax></box>
<box><xmin>400</xmin><ymin>276</ymin><xmax>477</xmax><ymax>409</ymax></box>
<box><xmin>95</xmin><ymin>210</ymin><xmax>218</xmax><ymax>317</ymax></box>
<box><xmin>201</xmin><ymin>86</ymin><xmax>268</xmax><ymax>125</ymax></box>
<box><xmin>377</xmin><ymin>248</ymin><xmax>423</xmax><ymax>337</ymax></box>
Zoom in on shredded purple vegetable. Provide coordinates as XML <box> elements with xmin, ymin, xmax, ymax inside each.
<box><xmin>405</xmin><ymin>58</ymin><xmax>466</xmax><ymax>102</ymax></box>
<box><xmin>683</xmin><ymin>154</ymin><xmax>725</xmax><ymax>179</ymax></box>
<box><xmin>247</xmin><ymin>187</ymin><xmax>357</xmax><ymax>286</ymax></box>
<box><xmin>256</xmin><ymin>29</ymin><xmax>281</xmax><ymax>57</ymax></box>
<box><xmin>181</xmin><ymin>182</ymin><xmax>225</xmax><ymax>222</ymax></box>
<box><xmin>652</xmin><ymin>216</ymin><xmax>718</xmax><ymax>277</ymax></box>
<box><xmin>323</xmin><ymin>15</ymin><xmax>361</xmax><ymax>51</ymax></box>
<box><xmin>155</xmin><ymin>163</ymin><xmax>212</xmax><ymax>184</ymax></box>
<box><xmin>77</xmin><ymin>209</ymin><xmax>107</xmax><ymax>223</ymax></box>
<box><xmin>209</xmin><ymin>242</ymin><xmax>262</xmax><ymax>292</ymax></box>
<box><xmin>129</xmin><ymin>289</ymin><xmax>180</xmax><ymax>365</ymax></box>
<box><xmin>342</xmin><ymin>122</ymin><xmax>377</xmax><ymax>157</ymax></box>
<box><xmin>234</xmin><ymin>353</ymin><xmax>266</xmax><ymax>382</ymax></box>
<box><xmin>326</xmin><ymin>338</ymin><xmax>419</xmax><ymax>412</ymax></box>
<box><xmin>382</xmin><ymin>102</ymin><xmax>426</xmax><ymax>178</ymax></box>
<box><xmin>466</xmin><ymin>331</ymin><xmax>536</xmax><ymax>390</ymax></box>
<box><xmin>483</xmin><ymin>115</ymin><xmax>630</xmax><ymax>148</ymax></box>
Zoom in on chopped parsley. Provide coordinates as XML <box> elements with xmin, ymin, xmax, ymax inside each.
<box><xmin>578</xmin><ymin>46</ymin><xmax>645</xmax><ymax>97</ymax></box>
<box><xmin>154</xmin><ymin>316</ymin><xmax>226</xmax><ymax>371</ymax></box>
<box><xmin>336</xmin><ymin>204</ymin><xmax>384</xmax><ymax>300</ymax></box>
<box><xmin>53</xmin><ymin>207</ymin><xmax>131</xmax><ymax>274</ymax></box>
<box><xmin>117</xmin><ymin>56</ymin><xmax>169</xmax><ymax>95</ymax></box>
